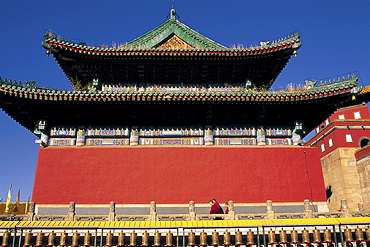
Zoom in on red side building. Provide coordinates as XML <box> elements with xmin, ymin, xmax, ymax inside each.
<box><xmin>306</xmin><ymin>104</ymin><xmax>370</xmax><ymax>211</ymax></box>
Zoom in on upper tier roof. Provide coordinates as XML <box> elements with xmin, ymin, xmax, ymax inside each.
<box><xmin>42</xmin><ymin>8</ymin><xmax>301</xmax><ymax>91</ymax></box>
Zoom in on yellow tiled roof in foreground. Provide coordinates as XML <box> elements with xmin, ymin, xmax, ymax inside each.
<box><xmin>1</xmin><ymin>218</ymin><xmax>369</xmax><ymax>229</ymax></box>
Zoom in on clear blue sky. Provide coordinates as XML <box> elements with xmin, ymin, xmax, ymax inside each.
<box><xmin>0</xmin><ymin>0</ymin><xmax>369</xmax><ymax>201</ymax></box>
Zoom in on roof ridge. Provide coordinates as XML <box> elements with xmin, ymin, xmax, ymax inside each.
<box><xmin>170</xmin><ymin>19</ymin><xmax>227</xmax><ymax>49</ymax></box>
<box><xmin>127</xmin><ymin>18</ymin><xmax>227</xmax><ymax>50</ymax></box>
<box><xmin>126</xmin><ymin>20</ymin><xmax>173</xmax><ymax>48</ymax></box>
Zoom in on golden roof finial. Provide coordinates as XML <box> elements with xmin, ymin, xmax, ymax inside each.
<box><xmin>170</xmin><ymin>0</ymin><xmax>176</xmax><ymax>20</ymax></box>
<box><xmin>170</xmin><ymin>8</ymin><xmax>176</xmax><ymax>20</ymax></box>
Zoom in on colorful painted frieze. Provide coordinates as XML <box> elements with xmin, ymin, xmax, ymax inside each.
<box><xmin>266</xmin><ymin>138</ymin><xmax>293</xmax><ymax>145</ymax></box>
<box><xmin>265</xmin><ymin>128</ymin><xmax>292</xmax><ymax>137</ymax></box>
<box><xmin>214</xmin><ymin>138</ymin><xmax>256</xmax><ymax>145</ymax></box>
<box><xmin>86</xmin><ymin>138</ymin><xmax>129</xmax><ymax>146</ymax></box>
<box><xmin>48</xmin><ymin>138</ymin><xmax>76</xmax><ymax>146</ymax></box>
<box><xmin>86</xmin><ymin>127</ymin><xmax>130</xmax><ymax>137</ymax></box>
<box><xmin>213</xmin><ymin>127</ymin><xmax>256</xmax><ymax>136</ymax></box>
<box><xmin>50</xmin><ymin>127</ymin><xmax>76</xmax><ymax>136</ymax></box>
<box><xmin>44</xmin><ymin>125</ymin><xmax>299</xmax><ymax>146</ymax></box>
<box><xmin>139</xmin><ymin>137</ymin><xmax>203</xmax><ymax>145</ymax></box>
<box><xmin>139</xmin><ymin>128</ymin><xmax>203</xmax><ymax>137</ymax></box>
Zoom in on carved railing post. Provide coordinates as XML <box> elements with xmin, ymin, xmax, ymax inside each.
<box><xmin>304</xmin><ymin>199</ymin><xmax>313</xmax><ymax>218</ymax></box>
<box><xmin>266</xmin><ymin>200</ymin><xmax>275</xmax><ymax>219</ymax></box>
<box><xmin>188</xmin><ymin>201</ymin><xmax>196</xmax><ymax>220</ymax></box>
<box><xmin>227</xmin><ymin>200</ymin><xmax>235</xmax><ymax>220</ymax></box>
<box><xmin>109</xmin><ymin>201</ymin><xmax>116</xmax><ymax>221</ymax></box>
<box><xmin>149</xmin><ymin>201</ymin><xmax>157</xmax><ymax>221</ymax></box>
<box><xmin>27</xmin><ymin>202</ymin><xmax>35</xmax><ymax>221</ymax></box>
<box><xmin>68</xmin><ymin>202</ymin><xmax>76</xmax><ymax>221</ymax></box>
<box><xmin>340</xmin><ymin>199</ymin><xmax>351</xmax><ymax>217</ymax></box>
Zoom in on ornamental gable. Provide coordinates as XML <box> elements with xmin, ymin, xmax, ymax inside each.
<box><xmin>155</xmin><ymin>34</ymin><xmax>194</xmax><ymax>49</ymax></box>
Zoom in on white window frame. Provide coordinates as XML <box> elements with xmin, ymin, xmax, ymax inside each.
<box><xmin>345</xmin><ymin>134</ymin><xmax>353</xmax><ymax>143</ymax></box>
<box><xmin>354</xmin><ymin>111</ymin><xmax>361</xmax><ymax>119</ymax></box>
<box><xmin>321</xmin><ymin>143</ymin><xmax>325</xmax><ymax>152</ymax></box>
<box><xmin>338</xmin><ymin>114</ymin><xmax>345</xmax><ymax>120</ymax></box>
<box><xmin>328</xmin><ymin>138</ymin><xmax>333</xmax><ymax>147</ymax></box>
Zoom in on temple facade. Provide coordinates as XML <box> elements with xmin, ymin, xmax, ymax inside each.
<box><xmin>0</xmin><ymin>8</ymin><xmax>369</xmax><ymax>215</ymax></box>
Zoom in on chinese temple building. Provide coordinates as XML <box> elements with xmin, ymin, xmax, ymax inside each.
<box><xmin>1</xmin><ymin>8</ymin><xmax>370</xmax><ymax>219</ymax></box>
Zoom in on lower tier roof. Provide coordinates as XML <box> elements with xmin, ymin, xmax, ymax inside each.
<box><xmin>1</xmin><ymin>78</ymin><xmax>369</xmax><ymax>136</ymax></box>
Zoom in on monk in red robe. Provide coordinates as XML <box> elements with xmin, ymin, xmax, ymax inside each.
<box><xmin>209</xmin><ymin>199</ymin><xmax>224</xmax><ymax>219</ymax></box>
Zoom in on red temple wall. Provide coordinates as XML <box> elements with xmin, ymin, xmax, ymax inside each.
<box><xmin>32</xmin><ymin>146</ymin><xmax>327</xmax><ymax>204</ymax></box>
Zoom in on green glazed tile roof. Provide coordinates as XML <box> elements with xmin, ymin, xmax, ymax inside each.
<box><xmin>0</xmin><ymin>77</ymin><xmax>361</xmax><ymax>101</ymax></box>
<box><xmin>126</xmin><ymin>17</ymin><xmax>227</xmax><ymax>50</ymax></box>
<box><xmin>1</xmin><ymin>75</ymin><xmax>368</xmax><ymax>135</ymax></box>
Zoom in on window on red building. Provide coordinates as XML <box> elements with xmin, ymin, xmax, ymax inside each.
<box><xmin>328</xmin><ymin>138</ymin><xmax>333</xmax><ymax>147</ymax></box>
<box><xmin>345</xmin><ymin>134</ymin><xmax>353</xmax><ymax>143</ymax></box>
<box><xmin>354</xmin><ymin>111</ymin><xmax>361</xmax><ymax>119</ymax></box>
